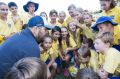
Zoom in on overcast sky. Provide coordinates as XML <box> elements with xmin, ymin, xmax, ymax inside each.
<box><xmin>3</xmin><ymin>0</ymin><xmax>101</xmax><ymax>15</ymax></box>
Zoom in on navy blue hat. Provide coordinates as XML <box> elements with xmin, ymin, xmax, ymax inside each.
<box><xmin>92</xmin><ymin>16</ymin><xmax>118</xmax><ymax>31</ymax></box>
<box><xmin>23</xmin><ymin>1</ymin><xmax>39</xmax><ymax>12</ymax></box>
<box><xmin>27</xmin><ymin>16</ymin><xmax>54</xmax><ymax>30</ymax></box>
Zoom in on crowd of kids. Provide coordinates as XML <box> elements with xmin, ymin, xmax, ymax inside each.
<box><xmin>0</xmin><ymin>0</ymin><xmax>120</xmax><ymax>79</ymax></box>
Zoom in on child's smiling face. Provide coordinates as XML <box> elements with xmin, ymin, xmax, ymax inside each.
<box><xmin>43</xmin><ymin>37</ymin><xmax>52</xmax><ymax>49</ymax></box>
<box><xmin>52</xmin><ymin>31</ymin><xmax>60</xmax><ymax>40</ymax></box>
<box><xmin>61</xmin><ymin>27</ymin><xmax>68</xmax><ymax>38</ymax></box>
<box><xmin>68</xmin><ymin>22</ymin><xmax>77</xmax><ymax>32</ymax></box>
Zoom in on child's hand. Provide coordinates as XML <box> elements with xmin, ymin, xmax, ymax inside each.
<box><xmin>63</xmin><ymin>49</ymin><xmax>69</xmax><ymax>54</ymax></box>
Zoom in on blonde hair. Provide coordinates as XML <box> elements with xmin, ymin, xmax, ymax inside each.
<box><xmin>96</xmin><ymin>32</ymin><xmax>114</xmax><ymax>46</ymax></box>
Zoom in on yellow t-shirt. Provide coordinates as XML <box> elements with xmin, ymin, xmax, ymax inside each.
<box><xmin>22</xmin><ymin>12</ymin><xmax>35</xmax><ymax>24</ymax></box>
<box><xmin>81</xmin><ymin>24</ymin><xmax>94</xmax><ymax>40</ymax></box>
<box><xmin>113</xmin><ymin>25</ymin><xmax>120</xmax><ymax>45</ymax></box>
<box><xmin>0</xmin><ymin>19</ymin><xmax>16</xmax><ymax>37</ymax></box>
<box><xmin>79</xmin><ymin>49</ymin><xmax>99</xmax><ymax>72</ymax></box>
<box><xmin>8</xmin><ymin>14</ymin><xmax>23</xmax><ymax>32</ymax></box>
<box><xmin>101</xmin><ymin>6</ymin><xmax>120</xmax><ymax>24</ymax></box>
<box><xmin>52</xmin><ymin>40</ymin><xmax>59</xmax><ymax>58</ymax></box>
<box><xmin>61</xmin><ymin>36</ymin><xmax>77</xmax><ymax>51</ymax></box>
<box><xmin>40</xmin><ymin>47</ymin><xmax>54</xmax><ymax>62</ymax></box>
<box><xmin>98</xmin><ymin>53</ymin><xmax>105</xmax><ymax>67</ymax></box>
<box><xmin>69</xmin><ymin>29</ymin><xmax>82</xmax><ymax>48</ymax></box>
<box><xmin>48</xmin><ymin>20</ymin><xmax>59</xmax><ymax>26</ymax></box>
<box><xmin>66</xmin><ymin>16</ymin><xmax>74</xmax><ymax>24</ymax></box>
<box><xmin>0</xmin><ymin>35</ymin><xmax>4</xmax><ymax>44</ymax></box>
<box><xmin>57</xmin><ymin>20</ymin><xmax>67</xmax><ymax>27</ymax></box>
<box><xmin>103</xmin><ymin>47</ymin><xmax>120</xmax><ymax>74</ymax></box>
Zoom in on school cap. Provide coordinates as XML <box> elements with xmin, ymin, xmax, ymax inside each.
<box><xmin>27</xmin><ymin>16</ymin><xmax>54</xmax><ymax>30</ymax></box>
<box><xmin>92</xmin><ymin>16</ymin><xmax>117</xmax><ymax>31</ymax></box>
<box><xmin>23</xmin><ymin>1</ymin><xmax>39</xmax><ymax>12</ymax></box>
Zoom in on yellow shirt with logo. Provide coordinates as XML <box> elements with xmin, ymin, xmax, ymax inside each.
<box><xmin>40</xmin><ymin>47</ymin><xmax>54</xmax><ymax>62</ymax></box>
<box><xmin>61</xmin><ymin>36</ymin><xmax>77</xmax><ymax>51</ymax></box>
<box><xmin>0</xmin><ymin>19</ymin><xmax>16</xmax><ymax>37</ymax></box>
<box><xmin>8</xmin><ymin>14</ymin><xmax>23</xmax><ymax>32</ymax></box>
<box><xmin>103</xmin><ymin>47</ymin><xmax>120</xmax><ymax>74</ymax></box>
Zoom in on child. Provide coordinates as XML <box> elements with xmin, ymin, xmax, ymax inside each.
<box><xmin>8</xmin><ymin>2</ymin><xmax>23</xmax><ymax>32</ymax></box>
<box><xmin>40</xmin><ymin>12</ymin><xmax>48</xmax><ymax>21</ymax></box>
<box><xmin>23</xmin><ymin>1</ymin><xmax>39</xmax><ymax>24</ymax></box>
<box><xmin>40</xmin><ymin>36</ymin><xmax>55</xmax><ymax>78</ymax></box>
<box><xmin>5</xmin><ymin>57</ymin><xmax>47</xmax><ymax>79</ymax></box>
<box><xmin>60</xmin><ymin>27</ymin><xmax>77</xmax><ymax>76</ymax></box>
<box><xmin>94</xmin><ymin>32</ymin><xmax>120</xmax><ymax>78</ymax></box>
<box><xmin>51</xmin><ymin>26</ymin><xmax>62</xmax><ymax>76</ymax></box>
<box><xmin>92</xmin><ymin>16</ymin><xmax>120</xmax><ymax>46</ymax></box>
<box><xmin>49</xmin><ymin>9</ymin><xmax>58</xmax><ymax>26</ymax></box>
<box><xmin>66</xmin><ymin>4</ymin><xmax>76</xmax><ymax>23</ymax></box>
<box><xmin>67</xmin><ymin>21</ymin><xmax>82</xmax><ymax>48</ymax></box>
<box><xmin>57</xmin><ymin>11</ymin><xmax>67</xmax><ymax>27</ymax></box>
<box><xmin>100</xmin><ymin>0</ymin><xmax>120</xmax><ymax>24</ymax></box>
<box><xmin>60</xmin><ymin>27</ymin><xmax>77</xmax><ymax>61</ymax></box>
<box><xmin>83</xmin><ymin>13</ymin><xmax>96</xmax><ymax>39</ymax></box>
<box><xmin>76</xmin><ymin>68</ymin><xmax>100</xmax><ymax>79</ymax></box>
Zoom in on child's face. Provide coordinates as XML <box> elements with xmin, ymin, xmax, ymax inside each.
<box><xmin>97</xmin><ymin>23</ymin><xmax>113</xmax><ymax>33</ymax></box>
<box><xmin>94</xmin><ymin>38</ymin><xmax>106</xmax><ymax>52</ymax></box>
<box><xmin>58</xmin><ymin>13</ymin><xmax>66</xmax><ymax>21</ymax></box>
<box><xmin>80</xmin><ymin>56</ymin><xmax>90</xmax><ymax>63</ymax></box>
<box><xmin>0</xmin><ymin>4</ymin><xmax>8</xmax><ymax>18</ymax></box>
<box><xmin>43</xmin><ymin>37</ymin><xmax>52</xmax><ymax>49</ymax></box>
<box><xmin>68</xmin><ymin>22</ymin><xmax>77</xmax><ymax>32</ymax></box>
<box><xmin>50</xmin><ymin>13</ymin><xmax>57</xmax><ymax>21</ymax></box>
<box><xmin>74</xmin><ymin>11</ymin><xmax>82</xmax><ymax>21</ymax></box>
<box><xmin>61</xmin><ymin>28</ymin><xmax>68</xmax><ymax>38</ymax></box>
<box><xmin>52</xmin><ymin>31</ymin><xmax>60</xmax><ymax>40</ymax></box>
<box><xmin>27</xmin><ymin>3</ymin><xmax>35</xmax><ymax>13</ymax></box>
<box><xmin>40</xmin><ymin>13</ymin><xmax>48</xmax><ymax>20</ymax></box>
<box><xmin>100</xmin><ymin>0</ymin><xmax>111</xmax><ymax>11</ymax></box>
<box><xmin>68</xmin><ymin>9</ymin><xmax>75</xmax><ymax>17</ymax></box>
<box><xmin>83</xmin><ymin>14</ymin><xmax>92</xmax><ymax>25</ymax></box>
<box><xmin>9</xmin><ymin>6</ymin><xmax>18</xmax><ymax>14</ymax></box>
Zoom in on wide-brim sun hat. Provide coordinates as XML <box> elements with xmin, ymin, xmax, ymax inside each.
<box><xmin>92</xmin><ymin>16</ymin><xmax>118</xmax><ymax>31</ymax></box>
<box><xmin>23</xmin><ymin>1</ymin><xmax>39</xmax><ymax>12</ymax></box>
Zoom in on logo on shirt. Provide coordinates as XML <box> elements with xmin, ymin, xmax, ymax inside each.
<box><xmin>7</xmin><ymin>23</ymin><xmax>11</xmax><ymax>28</ymax></box>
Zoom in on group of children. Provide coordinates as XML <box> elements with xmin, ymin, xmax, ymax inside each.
<box><xmin>0</xmin><ymin>0</ymin><xmax>120</xmax><ymax>79</ymax></box>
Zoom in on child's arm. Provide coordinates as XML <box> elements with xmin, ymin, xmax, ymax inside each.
<box><xmin>64</xmin><ymin>47</ymin><xmax>77</xmax><ymax>54</ymax></box>
<box><xmin>58</xmin><ymin>49</ymin><xmax>65</xmax><ymax>60</ymax></box>
<box><xmin>47</xmin><ymin>53</ymin><xmax>55</xmax><ymax>68</ymax></box>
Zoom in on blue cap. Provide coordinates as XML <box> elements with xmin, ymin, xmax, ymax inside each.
<box><xmin>27</xmin><ymin>16</ymin><xmax>54</xmax><ymax>30</ymax></box>
<box><xmin>92</xmin><ymin>16</ymin><xmax>118</xmax><ymax>31</ymax></box>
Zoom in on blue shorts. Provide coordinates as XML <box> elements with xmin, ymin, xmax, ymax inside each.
<box><xmin>55</xmin><ymin>57</ymin><xmax>61</xmax><ymax>68</ymax></box>
<box><xmin>67</xmin><ymin>51</ymin><xmax>74</xmax><ymax>61</ymax></box>
<box><xmin>112</xmin><ymin>45</ymin><xmax>120</xmax><ymax>52</ymax></box>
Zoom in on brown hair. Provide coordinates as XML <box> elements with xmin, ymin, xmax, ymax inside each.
<box><xmin>67</xmin><ymin>4</ymin><xmax>76</xmax><ymax>11</ymax></box>
<box><xmin>5</xmin><ymin>57</ymin><xmax>47</xmax><ymax>79</ymax></box>
<box><xmin>96</xmin><ymin>32</ymin><xmax>114</xmax><ymax>46</ymax></box>
<box><xmin>78</xmin><ymin>44</ymin><xmax>91</xmax><ymax>58</ymax></box>
<box><xmin>49</xmin><ymin>9</ymin><xmax>58</xmax><ymax>16</ymax></box>
<box><xmin>76</xmin><ymin>68</ymin><xmax>100</xmax><ymax>79</ymax></box>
